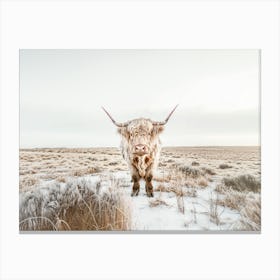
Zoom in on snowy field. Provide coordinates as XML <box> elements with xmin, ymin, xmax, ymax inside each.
<box><xmin>81</xmin><ymin>170</ymin><xmax>241</xmax><ymax>231</ymax></box>
<box><xmin>19</xmin><ymin>147</ymin><xmax>261</xmax><ymax>232</ymax></box>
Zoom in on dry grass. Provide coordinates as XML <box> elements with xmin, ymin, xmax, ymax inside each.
<box><xmin>19</xmin><ymin>179</ymin><xmax>132</xmax><ymax>231</ymax></box>
<box><xmin>153</xmin><ymin>175</ymin><xmax>172</xmax><ymax>183</ymax></box>
<box><xmin>149</xmin><ymin>197</ymin><xmax>169</xmax><ymax>207</ymax></box>
<box><xmin>19</xmin><ymin>147</ymin><xmax>260</xmax><ymax>191</ymax></box>
<box><xmin>216</xmin><ymin>179</ymin><xmax>261</xmax><ymax>230</ymax></box>
<box><xmin>178</xmin><ymin>166</ymin><xmax>203</xmax><ymax>178</ymax></box>
<box><xmin>72</xmin><ymin>167</ymin><xmax>101</xmax><ymax>177</ymax></box>
<box><xmin>19</xmin><ymin>146</ymin><xmax>261</xmax><ymax>230</ymax></box>
<box><xmin>201</xmin><ymin>167</ymin><xmax>216</xmax><ymax>176</ymax></box>
<box><xmin>56</xmin><ymin>176</ymin><xmax>66</xmax><ymax>183</ymax></box>
<box><xmin>239</xmin><ymin>197</ymin><xmax>261</xmax><ymax>230</ymax></box>
<box><xmin>176</xmin><ymin>195</ymin><xmax>185</xmax><ymax>214</ymax></box>
<box><xmin>19</xmin><ymin>175</ymin><xmax>39</xmax><ymax>190</ymax></box>
<box><xmin>216</xmin><ymin>188</ymin><xmax>247</xmax><ymax>211</ymax></box>
<box><xmin>219</xmin><ymin>163</ymin><xmax>232</xmax><ymax>169</ymax></box>
<box><xmin>154</xmin><ymin>165</ymin><xmax>211</xmax><ymax>199</ymax></box>
<box><xmin>19</xmin><ymin>148</ymin><xmax>128</xmax><ymax>190</ymax></box>
<box><xmin>198</xmin><ymin>178</ymin><xmax>208</xmax><ymax>187</ymax></box>
<box><xmin>232</xmin><ymin>196</ymin><xmax>261</xmax><ymax>231</ymax></box>
<box><xmin>222</xmin><ymin>175</ymin><xmax>261</xmax><ymax>193</ymax></box>
<box><xmin>154</xmin><ymin>184</ymin><xmax>197</xmax><ymax>198</ymax></box>
<box><xmin>154</xmin><ymin>184</ymin><xmax>169</xmax><ymax>192</ymax></box>
<box><xmin>209</xmin><ymin>193</ymin><xmax>222</xmax><ymax>225</ymax></box>
<box><xmin>166</xmin><ymin>165</ymin><xmax>208</xmax><ymax>186</ymax></box>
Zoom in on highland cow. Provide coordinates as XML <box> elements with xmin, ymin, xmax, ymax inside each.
<box><xmin>102</xmin><ymin>105</ymin><xmax>178</xmax><ymax>197</ymax></box>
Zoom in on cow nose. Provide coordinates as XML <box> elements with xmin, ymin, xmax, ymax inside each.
<box><xmin>134</xmin><ymin>144</ymin><xmax>148</xmax><ymax>154</ymax></box>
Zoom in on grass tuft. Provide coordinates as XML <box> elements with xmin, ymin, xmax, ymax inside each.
<box><xmin>219</xmin><ymin>163</ymin><xmax>232</xmax><ymax>169</ymax></box>
<box><xmin>19</xmin><ymin>179</ymin><xmax>131</xmax><ymax>231</ymax></box>
<box><xmin>222</xmin><ymin>175</ymin><xmax>261</xmax><ymax>193</ymax></box>
<box><xmin>149</xmin><ymin>198</ymin><xmax>169</xmax><ymax>207</ymax></box>
<box><xmin>178</xmin><ymin>166</ymin><xmax>202</xmax><ymax>178</ymax></box>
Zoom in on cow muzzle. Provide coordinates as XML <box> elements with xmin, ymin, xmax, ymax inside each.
<box><xmin>133</xmin><ymin>144</ymin><xmax>149</xmax><ymax>155</ymax></box>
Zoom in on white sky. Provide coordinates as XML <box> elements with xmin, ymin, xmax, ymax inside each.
<box><xmin>20</xmin><ymin>49</ymin><xmax>260</xmax><ymax>148</ymax></box>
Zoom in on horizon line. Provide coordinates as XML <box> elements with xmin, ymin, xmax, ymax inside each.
<box><xmin>20</xmin><ymin>145</ymin><xmax>261</xmax><ymax>150</ymax></box>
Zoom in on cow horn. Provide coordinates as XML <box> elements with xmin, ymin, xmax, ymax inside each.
<box><xmin>101</xmin><ymin>106</ymin><xmax>129</xmax><ymax>127</ymax></box>
<box><xmin>152</xmin><ymin>104</ymin><xmax>179</xmax><ymax>125</ymax></box>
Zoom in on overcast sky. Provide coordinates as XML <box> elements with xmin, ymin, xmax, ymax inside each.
<box><xmin>20</xmin><ymin>49</ymin><xmax>260</xmax><ymax>148</ymax></box>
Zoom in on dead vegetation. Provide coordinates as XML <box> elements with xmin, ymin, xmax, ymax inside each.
<box><xmin>19</xmin><ymin>179</ymin><xmax>132</xmax><ymax>231</ymax></box>
<box><xmin>219</xmin><ymin>163</ymin><xmax>232</xmax><ymax>169</ymax></box>
<box><xmin>238</xmin><ymin>196</ymin><xmax>261</xmax><ymax>231</ymax></box>
<box><xmin>178</xmin><ymin>166</ymin><xmax>203</xmax><ymax>178</ymax></box>
<box><xmin>215</xmin><ymin>174</ymin><xmax>261</xmax><ymax>230</ymax></box>
<box><xmin>19</xmin><ymin>146</ymin><xmax>260</xmax><ymax>190</ymax></box>
<box><xmin>209</xmin><ymin>193</ymin><xmax>223</xmax><ymax>226</ymax></box>
<box><xmin>72</xmin><ymin>166</ymin><xmax>101</xmax><ymax>177</ymax></box>
<box><xmin>222</xmin><ymin>175</ymin><xmax>261</xmax><ymax>193</ymax></box>
<box><xmin>19</xmin><ymin>175</ymin><xmax>39</xmax><ymax>191</ymax></box>
<box><xmin>149</xmin><ymin>197</ymin><xmax>169</xmax><ymax>207</ymax></box>
<box><xmin>216</xmin><ymin>188</ymin><xmax>247</xmax><ymax>210</ymax></box>
<box><xmin>19</xmin><ymin>147</ymin><xmax>261</xmax><ymax>231</ymax></box>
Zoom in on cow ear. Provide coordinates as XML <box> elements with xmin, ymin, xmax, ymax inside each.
<box><xmin>117</xmin><ymin>127</ymin><xmax>129</xmax><ymax>139</ymax></box>
<box><xmin>152</xmin><ymin>125</ymin><xmax>164</xmax><ymax>135</ymax></box>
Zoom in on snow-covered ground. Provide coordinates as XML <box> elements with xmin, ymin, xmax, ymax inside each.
<box><xmin>20</xmin><ymin>147</ymin><xmax>260</xmax><ymax>231</ymax></box>
<box><xmin>82</xmin><ymin>171</ymin><xmax>241</xmax><ymax>231</ymax></box>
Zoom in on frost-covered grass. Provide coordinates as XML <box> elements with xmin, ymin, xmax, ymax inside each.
<box><xmin>215</xmin><ymin>175</ymin><xmax>261</xmax><ymax>230</ymax></box>
<box><xmin>222</xmin><ymin>174</ymin><xmax>261</xmax><ymax>193</ymax></box>
<box><xmin>19</xmin><ymin>178</ymin><xmax>132</xmax><ymax>231</ymax></box>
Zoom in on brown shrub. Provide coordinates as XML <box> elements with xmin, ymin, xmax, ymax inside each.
<box><xmin>216</xmin><ymin>190</ymin><xmax>247</xmax><ymax>210</ymax></box>
<box><xmin>201</xmin><ymin>167</ymin><xmax>216</xmax><ymax>176</ymax></box>
<box><xmin>232</xmin><ymin>195</ymin><xmax>261</xmax><ymax>231</ymax></box>
<box><xmin>219</xmin><ymin>163</ymin><xmax>232</xmax><ymax>169</ymax></box>
<box><xmin>239</xmin><ymin>197</ymin><xmax>261</xmax><ymax>231</ymax></box>
<box><xmin>223</xmin><ymin>175</ymin><xmax>261</xmax><ymax>193</ymax></box>
<box><xmin>72</xmin><ymin>166</ymin><xmax>101</xmax><ymax>176</ymax></box>
<box><xmin>178</xmin><ymin>166</ymin><xmax>202</xmax><ymax>178</ymax></box>
<box><xmin>56</xmin><ymin>176</ymin><xmax>66</xmax><ymax>183</ymax></box>
<box><xmin>198</xmin><ymin>178</ymin><xmax>208</xmax><ymax>187</ymax></box>
<box><xmin>19</xmin><ymin>179</ymin><xmax>131</xmax><ymax>231</ymax></box>
<box><xmin>209</xmin><ymin>194</ymin><xmax>221</xmax><ymax>225</ymax></box>
<box><xmin>154</xmin><ymin>184</ymin><xmax>185</xmax><ymax>196</ymax></box>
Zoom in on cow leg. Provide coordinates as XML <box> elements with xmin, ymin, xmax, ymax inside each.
<box><xmin>145</xmin><ymin>174</ymin><xmax>154</xmax><ymax>197</ymax></box>
<box><xmin>131</xmin><ymin>174</ymin><xmax>140</xmax><ymax>197</ymax></box>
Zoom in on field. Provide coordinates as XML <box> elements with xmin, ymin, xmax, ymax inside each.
<box><xmin>19</xmin><ymin>146</ymin><xmax>261</xmax><ymax>231</ymax></box>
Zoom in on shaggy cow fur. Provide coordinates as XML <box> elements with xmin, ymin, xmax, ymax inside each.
<box><xmin>102</xmin><ymin>105</ymin><xmax>178</xmax><ymax>197</ymax></box>
<box><xmin>118</xmin><ymin>119</ymin><xmax>164</xmax><ymax>197</ymax></box>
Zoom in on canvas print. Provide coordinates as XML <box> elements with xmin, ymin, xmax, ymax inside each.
<box><xmin>19</xmin><ymin>49</ymin><xmax>261</xmax><ymax>232</ymax></box>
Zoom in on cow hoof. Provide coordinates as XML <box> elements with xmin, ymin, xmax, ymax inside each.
<box><xmin>131</xmin><ymin>190</ymin><xmax>139</xmax><ymax>197</ymax></box>
<box><xmin>147</xmin><ymin>192</ymin><xmax>154</xmax><ymax>197</ymax></box>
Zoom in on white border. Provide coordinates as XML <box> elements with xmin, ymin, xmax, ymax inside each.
<box><xmin>1</xmin><ymin>1</ymin><xmax>279</xmax><ymax>280</ymax></box>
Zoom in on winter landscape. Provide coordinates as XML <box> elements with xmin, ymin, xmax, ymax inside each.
<box><xmin>19</xmin><ymin>146</ymin><xmax>261</xmax><ymax>232</ymax></box>
<box><xmin>19</xmin><ymin>49</ymin><xmax>260</xmax><ymax>232</ymax></box>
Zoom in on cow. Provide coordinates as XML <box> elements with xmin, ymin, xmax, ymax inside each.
<box><xmin>102</xmin><ymin>105</ymin><xmax>178</xmax><ymax>197</ymax></box>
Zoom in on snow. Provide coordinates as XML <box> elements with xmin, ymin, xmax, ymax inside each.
<box><xmin>38</xmin><ymin>170</ymin><xmax>241</xmax><ymax>231</ymax></box>
<box><xmin>81</xmin><ymin>171</ymin><xmax>241</xmax><ymax>231</ymax></box>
